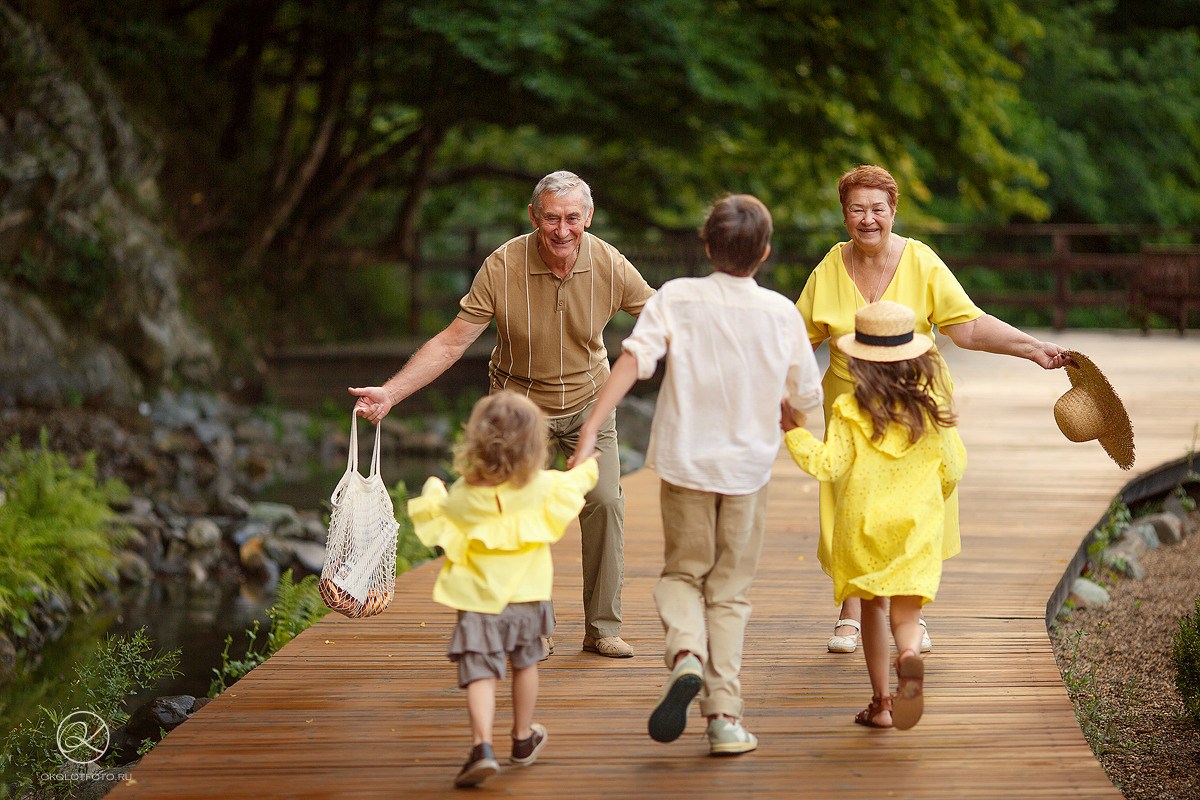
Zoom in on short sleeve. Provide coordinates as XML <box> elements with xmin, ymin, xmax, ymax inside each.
<box><xmin>457</xmin><ymin>248</ymin><xmax>502</xmax><ymax>324</ymax></box>
<box><xmin>920</xmin><ymin>246</ymin><xmax>983</xmax><ymax>328</ymax></box>
<box><xmin>617</xmin><ymin>255</ymin><xmax>656</xmax><ymax>317</ymax></box>
<box><xmin>621</xmin><ymin>290</ymin><xmax>670</xmax><ymax>380</ymax></box>
<box><xmin>792</xmin><ymin>260</ymin><xmax>830</xmax><ymax>350</ymax></box>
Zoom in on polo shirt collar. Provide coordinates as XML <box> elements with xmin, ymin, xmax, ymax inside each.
<box><xmin>527</xmin><ymin>231</ymin><xmax>594</xmax><ymax>276</ymax></box>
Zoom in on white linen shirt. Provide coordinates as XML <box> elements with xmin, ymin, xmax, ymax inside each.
<box><xmin>622</xmin><ymin>271</ymin><xmax>823</xmax><ymax>495</ymax></box>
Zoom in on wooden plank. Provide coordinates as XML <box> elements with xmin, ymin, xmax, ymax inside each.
<box><xmin>110</xmin><ymin>330</ymin><xmax>1199</xmax><ymax>799</ymax></box>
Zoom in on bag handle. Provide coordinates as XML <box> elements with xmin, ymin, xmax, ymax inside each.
<box><xmin>346</xmin><ymin>411</ymin><xmax>385</xmax><ymax>478</ymax></box>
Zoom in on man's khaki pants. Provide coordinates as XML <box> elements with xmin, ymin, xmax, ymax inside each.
<box><xmin>546</xmin><ymin>405</ymin><xmax>624</xmax><ymax>640</ymax></box>
<box><xmin>655</xmin><ymin>480</ymin><xmax>768</xmax><ymax>720</ymax></box>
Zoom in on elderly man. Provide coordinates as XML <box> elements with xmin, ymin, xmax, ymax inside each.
<box><xmin>350</xmin><ymin>170</ymin><xmax>654</xmax><ymax>658</ymax></box>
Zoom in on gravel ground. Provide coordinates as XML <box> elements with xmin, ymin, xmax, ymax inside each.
<box><xmin>1050</xmin><ymin>512</ymin><xmax>1200</xmax><ymax>800</ymax></box>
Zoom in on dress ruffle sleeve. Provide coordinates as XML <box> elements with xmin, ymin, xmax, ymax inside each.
<box><xmin>407</xmin><ymin>477</ymin><xmax>468</xmax><ymax>563</ymax></box>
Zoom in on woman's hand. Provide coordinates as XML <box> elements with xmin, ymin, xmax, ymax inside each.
<box><xmin>1029</xmin><ymin>341</ymin><xmax>1072</xmax><ymax>370</ymax></box>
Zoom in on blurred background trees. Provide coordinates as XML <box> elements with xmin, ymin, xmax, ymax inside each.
<box><xmin>3</xmin><ymin>0</ymin><xmax>1199</xmax><ymax>385</ymax></box>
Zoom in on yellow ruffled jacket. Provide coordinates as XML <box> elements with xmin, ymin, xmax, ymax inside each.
<box><xmin>407</xmin><ymin>459</ymin><xmax>599</xmax><ymax>614</ymax></box>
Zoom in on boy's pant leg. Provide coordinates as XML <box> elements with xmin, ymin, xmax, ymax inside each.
<box><xmin>701</xmin><ymin>487</ymin><xmax>767</xmax><ymax>720</ymax></box>
<box><xmin>548</xmin><ymin>405</ymin><xmax>624</xmax><ymax>640</ymax></box>
<box><xmin>655</xmin><ymin>481</ymin><xmax>768</xmax><ymax>720</ymax></box>
<box><xmin>654</xmin><ymin>481</ymin><xmax>715</xmax><ymax>669</ymax></box>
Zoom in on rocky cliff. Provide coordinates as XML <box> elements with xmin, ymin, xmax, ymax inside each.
<box><xmin>0</xmin><ymin>3</ymin><xmax>216</xmax><ymax>409</ymax></box>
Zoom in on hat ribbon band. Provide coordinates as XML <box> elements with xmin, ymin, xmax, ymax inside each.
<box><xmin>855</xmin><ymin>331</ymin><xmax>914</xmax><ymax>347</ymax></box>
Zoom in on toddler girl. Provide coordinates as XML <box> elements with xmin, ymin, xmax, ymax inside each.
<box><xmin>782</xmin><ymin>301</ymin><xmax>966</xmax><ymax>730</ymax></box>
<box><xmin>407</xmin><ymin>391</ymin><xmax>598</xmax><ymax>786</ymax></box>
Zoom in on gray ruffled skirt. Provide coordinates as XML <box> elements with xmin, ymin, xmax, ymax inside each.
<box><xmin>448</xmin><ymin>600</ymin><xmax>555</xmax><ymax>687</ymax></box>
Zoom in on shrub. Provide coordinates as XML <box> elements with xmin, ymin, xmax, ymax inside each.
<box><xmin>209</xmin><ymin>569</ymin><xmax>330</xmax><ymax>696</ymax></box>
<box><xmin>1172</xmin><ymin>595</ymin><xmax>1200</xmax><ymax>724</ymax></box>
<box><xmin>0</xmin><ymin>628</ymin><xmax>179</xmax><ymax>798</ymax></box>
<box><xmin>0</xmin><ymin>431</ymin><xmax>129</xmax><ymax>634</ymax></box>
<box><xmin>389</xmin><ymin>480</ymin><xmax>435</xmax><ymax>573</ymax></box>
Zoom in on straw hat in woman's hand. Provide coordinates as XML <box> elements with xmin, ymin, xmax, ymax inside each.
<box><xmin>1053</xmin><ymin>350</ymin><xmax>1135</xmax><ymax>470</ymax></box>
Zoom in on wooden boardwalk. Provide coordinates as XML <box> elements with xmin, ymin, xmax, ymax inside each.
<box><xmin>113</xmin><ymin>331</ymin><xmax>1199</xmax><ymax>799</ymax></box>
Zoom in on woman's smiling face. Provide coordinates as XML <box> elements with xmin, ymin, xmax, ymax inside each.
<box><xmin>842</xmin><ymin>186</ymin><xmax>895</xmax><ymax>251</ymax></box>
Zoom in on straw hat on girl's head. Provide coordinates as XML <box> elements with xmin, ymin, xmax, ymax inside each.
<box><xmin>836</xmin><ymin>301</ymin><xmax>934</xmax><ymax>362</ymax></box>
<box><xmin>1053</xmin><ymin>350</ymin><xmax>1135</xmax><ymax>470</ymax></box>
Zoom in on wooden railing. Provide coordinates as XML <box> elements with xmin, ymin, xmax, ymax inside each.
<box><xmin>337</xmin><ymin>224</ymin><xmax>1200</xmax><ymax>333</ymax></box>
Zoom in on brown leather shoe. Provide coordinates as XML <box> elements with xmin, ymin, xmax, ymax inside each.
<box><xmin>582</xmin><ymin>634</ymin><xmax>634</xmax><ymax>658</ymax></box>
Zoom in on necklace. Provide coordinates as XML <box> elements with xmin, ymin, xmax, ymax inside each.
<box><xmin>846</xmin><ymin>238</ymin><xmax>894</xmax><ymax>306</ymax></box>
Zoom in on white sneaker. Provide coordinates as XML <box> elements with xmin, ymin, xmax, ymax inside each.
<box><xmin>707</xmin><ymin>717</ymin><xmax>758</xmax><ymax>756</ymax></box>
<box><xmin>919</xmin><ymin>619</ymin><xmax>932</xmax><ymax>653</ymax></box>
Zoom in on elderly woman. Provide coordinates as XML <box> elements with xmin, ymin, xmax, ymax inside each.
<box><xmin>797</xmin><ymin>165</ymin><xmax>1068</xmax><ymax>654</ymax></box>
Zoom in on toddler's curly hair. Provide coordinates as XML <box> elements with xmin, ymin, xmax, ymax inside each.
<box><xmin>453</xmin><ymin>391</ymin><xmax>547</xmax><ymax>487</ymax></box>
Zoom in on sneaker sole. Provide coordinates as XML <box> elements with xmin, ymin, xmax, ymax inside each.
<box><xmin>648</xmin><ymin>673</ymin><xmax>703</xmax><ymax>743</ymax></box>
<box><xmin>454</xmin><ymin>759</ymin><xmax>499</xmax><ymax>787</ymax></box>
<box><xmin>710</xmin><ymin>740</ymin><xmax>758</xmax><ymax>756</ymax></box>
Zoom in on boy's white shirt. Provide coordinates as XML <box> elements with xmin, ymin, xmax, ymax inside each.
<box><xmin>621</xmin><ymin>271</ymin><xmax>823</xmax><ymax>495</ymax></box>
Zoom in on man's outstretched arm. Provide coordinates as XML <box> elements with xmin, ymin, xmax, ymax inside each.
<box><xmin>349</xmin><ymin>317</ymin><xmax>488</xmax><ymax>424</ymax></box>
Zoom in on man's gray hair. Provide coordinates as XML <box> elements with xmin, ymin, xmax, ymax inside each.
<box><xmin>531</xmin><ymin>170</ymin><xmax>593</xmax><ymax>217</ymax></box>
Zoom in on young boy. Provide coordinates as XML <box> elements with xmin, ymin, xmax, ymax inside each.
<box><xmin>571</xmin><ymin>194</ymin><xmax>823</xmax><ymax>755</ymax></box>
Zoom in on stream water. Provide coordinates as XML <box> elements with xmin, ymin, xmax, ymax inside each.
<box><xmin>0</xmin><ymin>453</ymin><xmax>450</xmax><ymax>749</ymax></box>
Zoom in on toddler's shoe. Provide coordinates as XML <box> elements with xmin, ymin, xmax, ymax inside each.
<box><xmin>510</xmin><ymin>723</ymin><xmax>548</xmax><ymax>766</ymax></box>
<box><xmin>707</xmin><ymin>717</ymin><xmax>758</xmax><ymax>756</ymax></box>
<box><xmin>648</xmin><ymin>653</ymin><xmax>703</xmax><ymax>742</ymax></box>
<box><xmin>454</xmin><ymin>742</ymin><xmax>499</xmax><ymax>788</ymax></box>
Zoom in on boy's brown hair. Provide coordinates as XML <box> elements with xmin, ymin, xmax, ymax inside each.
<box><xmin>700</xmin><ymin>194</ymin><xmax>773</xmax><ymax>276</ymax></box>
<box><xmin>849</xmin><ymin>351</ymin><xmax>957</xmax><ymax>443</ymax></box>
<box><xmin>453</xmin><ymin>391</ymin><xmax>547</xmax><ymax>487</ymax></box>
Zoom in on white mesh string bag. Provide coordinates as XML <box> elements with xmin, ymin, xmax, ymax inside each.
<box><xmin>319</xmin><ymin>413</ymin><xmax>399</xmax><ymax>618</ymax></box>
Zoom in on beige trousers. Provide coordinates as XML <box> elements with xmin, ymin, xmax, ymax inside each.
<box><xmin>654</xmin><ymin>480</ymin><xmax>768</xmax><ymax>720</ymax></box>
<box><xmin>546</xmin><ymin>404</ymin><xmax>624</xmax><ymax>639</ymax></box>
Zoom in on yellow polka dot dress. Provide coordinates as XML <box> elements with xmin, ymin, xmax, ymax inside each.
<box><xmin>785</xmin><ymin>393</ymin><xmax>966</xmax><ymax>605</ymax></box>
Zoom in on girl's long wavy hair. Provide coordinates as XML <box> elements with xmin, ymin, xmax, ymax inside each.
<box><xmin>453</xmin><ymin>391</ymin><xmax>547</xmax><ymax>487</ymax></box>
<box><xmin>849</xmin><ymin>350</ymin><xmax>957</xmax><ymax>443</ymax></box>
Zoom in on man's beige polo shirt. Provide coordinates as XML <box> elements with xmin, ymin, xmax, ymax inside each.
<box><xmin>457</xmin><ymin>231</ymin><xmax>654</xmax><ymax>417</ymax></box>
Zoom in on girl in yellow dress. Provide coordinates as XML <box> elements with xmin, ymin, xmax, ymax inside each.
<box><xmin>408</xmin><ymin>391</ymin><xmax>598</xmax><ymax>787</ymax></box>
<box><xmin>783</xmin><ymin>301</ymin><xmax>966</xmax><ymax>731</ymax></box>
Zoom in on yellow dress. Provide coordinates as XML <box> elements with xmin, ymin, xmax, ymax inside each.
<box><xmin>785</xmin><ymin>394</ymin><xmax>967</xmax><ymax>605</ymax></box>
<box><xmin>795</xmin><ymin>238</ymin><xmax>982</xmax><ymax>578</ymax></box>
<box><xmin>407</xmin><ymin>459</ymin><xmax>599</xmax><ymax>614</ymax></box>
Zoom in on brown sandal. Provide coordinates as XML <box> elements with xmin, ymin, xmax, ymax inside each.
<box><xmin>853</xmin><ymin>694</ymin><xmax>894</xmax><ymax>728</ymax></box>
<box><xmin>893</xmin><ymin>648</ymin><xmax>925</xmax><ymax>730</ymax></box>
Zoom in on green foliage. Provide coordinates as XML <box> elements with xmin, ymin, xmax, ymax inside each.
<box><xmin>1057</xmin><ymin>625</ymin><xmax>1135</xmax><ymax>756</ymax></box>
<box><xmin>1086</xmin><ymin>496</ymin><xmax>1132</xmax><ymax>576</ymax></box>
<box><xmin>389</xmin><ymin>481</ymin><xmax>436</xmax><ymax>574</ymax></box>
<box><xmin>3</xmin><ymin>219</ymin><xmax>114</xmax><ymax>323</ymax></box>
<box><xmin>208</xmin><ymin>570</ymin><xmax>330</xmax><ymax>696</ymax></box>
<box><xmin>1013</xmin><ymin>0</ymin><xmax>1200</xmax><ymax>224</ymax></box>
<box><xmin>0</xmin><ymin>628</ymin><xmax>179</xmax><ymax>798</ymax></box>
<box><xmin>1173</xmin><ymin>595</ymin><xmax>1200</xmax><ymax>724</ymax></box>
<box><xmin>0</xmin><ymin>432</ymin><xmax>129</xmax><ymax>634</ymax></box>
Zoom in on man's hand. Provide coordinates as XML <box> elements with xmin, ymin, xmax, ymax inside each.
<box><xmin>349</xmin><ymin>386</ymin><xmax>394</xmax><ymax>424</ymax></box>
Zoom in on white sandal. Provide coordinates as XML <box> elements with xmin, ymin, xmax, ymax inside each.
<box><xmin>919</xmin><ymin>618</ymin><xmax>932</xmax><ymax>653</ymax></box>
<box><xmin>827</xmin><ymin>618</ymin><xmax>861</xmax><ymax>653</ymax></box>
